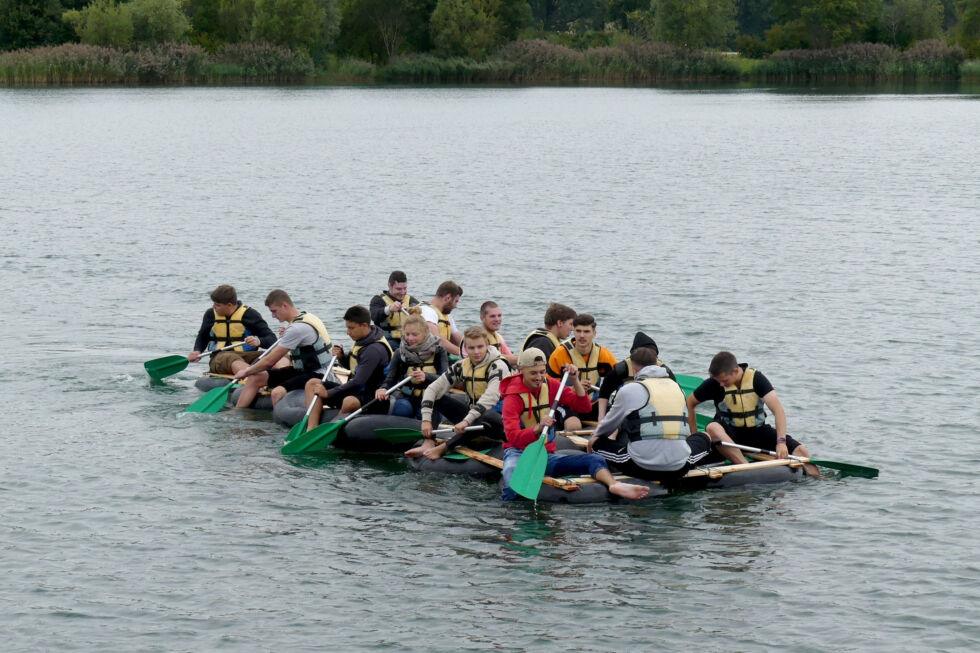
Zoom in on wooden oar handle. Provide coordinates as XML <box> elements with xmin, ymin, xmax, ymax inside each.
<box><xmin>721</xmin><ymin>440</ymin><xmax>810</xmax><ymax>464</ymax></box>
<box><xmin>453</xmin><ymin>447</ymin><xmax>579</xmax><ymax>492</ymax></box>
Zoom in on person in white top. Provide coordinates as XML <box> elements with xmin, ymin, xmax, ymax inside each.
<box><xmin>418</xmin><ymin>280</ymin><xmax>464</xmax><ymax>356</ymax></box>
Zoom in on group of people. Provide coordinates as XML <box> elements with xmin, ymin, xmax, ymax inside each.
<box><xmin>189</xmin><ymin>272</ymin><xmax>817</xmax><ymax>501</ymax></box>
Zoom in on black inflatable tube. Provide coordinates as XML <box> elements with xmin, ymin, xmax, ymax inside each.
<box><xmin>194</xmin><ymin>375</ymin><xmax>272</xmax><ymax>410</ymax></box>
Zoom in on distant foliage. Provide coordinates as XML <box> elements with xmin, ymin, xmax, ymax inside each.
<box><xmin>130</xmin><ymin>0</ymin><xmax>192</xmax><ymax>44</ymax></box>
<box><xmin>759</xmin><ymin>40</ymin><xmax>963</xmax><ymax>79</ymax></box>
<box><xmin>879</xmin><ymin>0</ymin><xmax>944</xmax><ymax>47</ymax></box>
<box><xmin>0</xmin><ymin>0</ymin><xmax>78</xmax><ymax>51</ymax></box>
<box><xmin>651</xmin><ymin>0</ymin><xmax>737</xmax><ymax>49</ymax></box>
<box><xmin>955</xmin><ymin>0</ymin><xmax>980</xmax><ymax>56</ymax></box>
<box><xmin>430</xmin><ymin>0</ymin><xmax>502</xmax><ymax>58</ymax></box>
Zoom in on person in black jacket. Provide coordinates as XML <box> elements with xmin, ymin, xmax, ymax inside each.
<box><xmin>188</xmin><ymin>284</ymin><xmax>276</xmax><ymax>375</ymax></box>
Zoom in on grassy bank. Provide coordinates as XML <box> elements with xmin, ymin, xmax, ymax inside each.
<box><xmin>0</xmin><ymin>39</ymin><xmax>970</xmax><ymax>86</ymax></box>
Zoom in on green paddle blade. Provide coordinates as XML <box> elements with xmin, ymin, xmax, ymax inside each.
<box><xmin>285</xmin><ymin>415</ymin><xmax>310</xmax><ymax>443</ymax></box>
<box><xmin>144</xmin><ymin>355</ymin><xmax>189</xmax><ymax>381</ymax></box>
<box><xmin>675</xmin><ymin>373</ymin><xmax>703</xmax><ymax>397</ymax></box>
<box><xmin>444</xmin><ymin>448</ymin><xmax>491</xmax><ymax>461</ymax></box>
<box><xmin>811</xmin><ymin>459</ymin><xmax>879</xmax><ymax>478</ymax></box>
<box><xmin>375</xmin><ymin>428</ymin><xmax>425</xmax><ymax>444</ymax></box>
<box><xmin>509</xmin><ymin>435</ymin><xmax>549</xmax><ymax>500</ymax></box>
<box><xmin>185</xmin><ymin>381</ymin><xmax>237</xmax><ymax>413</ymax></box>
<box><xmin>281</xmin><ymin>420</ymin><xmax>343</xmax><ymax>455</ymax></box>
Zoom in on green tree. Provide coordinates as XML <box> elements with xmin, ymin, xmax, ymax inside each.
<box><xmin>955</xmin><ymin>0</ymin><xmax>980</xmax><ymax>56</ymax></box>
<box><xmin>736</xmin><ymin>0</ymin><xmax>775</xmax><ymax>36</ymax></box>
<box><xmin>218</xmin><ymin>0</ymin><xmax>256</xmax><ymax>43</ymax></box>
<box><xmin>430</xmin><ymin>0</ymin><xmax>501</xmax><ymax>57</ymax></box>
<box><xmin>337</xmin><ymin>0</ymin><xmax>436</xmax><ymax>61</ymax></box>
<box><xmin>252</xmin><ymin>0</ymin><xmax>339</xmax><ymax>54</ymax></box>
<box><xmin>879</xmin><ymin>0</ymin><xmax>942</xmax><ymax>47</ymax></box>
<box><xmin>651</xmin><ymin>0</ymin><xmax>736</xmax><ymax>48</ymax></box>
<box><xmin>130</xmin><ymin>0</ymin><xmax>190</xmax><ymax>43</ymax></box>
<box><xmin>498</xmin><ymin>0</ymin><xmax>531</xmax><ymax>40</ymax></box>
<box><xmin>0</xmin><ymin>0</ymin><xmax>85</xmax><ymax>50</ymax></box>
<box><xmin>63</xmin><ymin>0</ymin><xmax>135</xmax><ymax>47</ymax></box>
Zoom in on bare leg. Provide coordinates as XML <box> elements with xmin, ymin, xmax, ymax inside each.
<box><xmin>405</xmin><ymin>439</ymin><xmax>438</xmax><ymax>458</ymax></box>
<box><xmin>269</xmin><ymin>386</ymin><xmax>287</xmax><ymax>406</ymax></box>
<box><xmin>338</xmin><ymin>396</ymin><xmax>360</xmax><ymax>418</ymax></box>
<box><xmin>596</xmin><ymin>468</ymin><xmax>650</xmax><ymax>500</ymax></box>
<box><xmin>230</xmin><ymin>359</ymin><xmax>250</xmax><ymax>376</ymax></box>
<box><xmin>305</xmin><ymin>379</ymin><xmax>325</xmax><ymax>431</ymax></box>
<box><xmin>235</xmin><ymin>371</ymin><xmax>268</xmax><ymax>408</ymax></box>
<box><xmin>564</xmin><ymin>416</ymin><xmax>583</xmax><ymax>432</ymax></box>
<box><xmin>706</xmin><ymin>422</ymin><xmax>748</xmax><ymax>464</ymax></box>
<box><xmin>792</xmin><ymin>443</ymin><xmax>820</xmax><ymax>477</ymax></box>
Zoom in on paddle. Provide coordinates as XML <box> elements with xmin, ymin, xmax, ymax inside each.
<box><xmin>720</xmin><ymin>441</ymin><xmax>878</xmax><ymax>478</ymax></box>
<box><xmin>509</xmin><ymin>370</ymin><xmax>571</xmax><ymax>501</ymax></box>
<box><xmin>284</xmin><ymin>358</ymin><xmax>338</xmax><ymax>443</ymax></box>
<box><xmin>185</xmin><ymin>337</ymin><xmax>281</xmax><ymax>414</ymax></box>
<box><xmin>144</xmin><ymin>341</ymin><xmax>246</xmax><ymax>381</ymax></box>
<box><xmin>674</xmin><ymin>373</ymin><xmax>704</xmax><ymax>397</ymax></box>
<box><xmin>376</xmin><ymin>425</ymin><xmax>484</xmax><ymax>444</ymax></box>
<box><xmin>281</xmin><ymin>376</ymin><xmax>412</xmax><ymax>455</ymax></box>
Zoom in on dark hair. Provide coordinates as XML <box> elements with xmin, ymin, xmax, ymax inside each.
<box><xmin>630</xmin><ymin>347</ymin><xmax>659</xmax><ymax>367</ymax></box>
<box><xmin>572</xmin><ymin>313</ymin><xmax>596</xmax><ymax>329</ymax></box>
<box><xmin>480</xmin><ymin>300</ymin><xmax>499</xmax><ymax>318</ymax></box>
<box><xmin>264</xmin><ymin>289</ymin><xmax>293</xmax><ymax>307</ymax></box>
<box><xmin>709</xmin><ymin>351</ymin><xmax>739</xmax><ymax>377</ymax></box>
<box><xmin>210</xmin><ymin>284</ymin><xmax>238</xmax><ymax>305</ymax></box>
<box><xmin>543</xmin><ymin>303</ymin><xmax>576</xmax><ymax>327</ymax></box>
<box><xmin>343</xmin><ymin>305</ymin><xmax>371</xmax><ymax>325</ymax></box>
<box><xmin>435</xmin><ymin>280</ymin><xmax>463</xmax><ymax>298</ymax></box>
<box><xmin>388</xmin><ymin>270</ymin><xmax>407</xmax><ymax>285</ymax></box>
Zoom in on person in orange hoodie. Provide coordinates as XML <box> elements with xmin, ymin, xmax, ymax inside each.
<box><xmin>498</xmin><ymin>348</ymin><xmax>650</xmax><ymax>501</ymax></box>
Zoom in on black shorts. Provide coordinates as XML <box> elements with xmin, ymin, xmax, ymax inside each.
<box><xmin>321</xmin><ymin>381</ymin><xmax>386</xmax><ymax>414</ymax></box>
<box><xmin>724</xmin><ymin>423</ymin><xmax>801</xmax><ymax>454</ymax></box>
<box><xmin>266</xmin><ymin>367</ymin><xmax>319</xmax><ymax>393</ymax></box>
<box><xmin>596</xmin><ymin>432</ymin><xmax>713</xmax><ymax>482</ymax></box>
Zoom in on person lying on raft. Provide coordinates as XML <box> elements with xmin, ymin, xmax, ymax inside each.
<box><xmin>188</xmin><ymin>284</ymin><xmax>277</xmax><ymax>376</ymax></box>
<box><xmin>304</xmin><ymin>305</ymin><xmax>394</xmax><ymax>427</ymax></box>
<box><xmin>232</xmin><ymin>289</ymin><xmax>331</xmax><ymax>408</ymax></box>
<box><xmin>686</xmin><ymin>351</ymin><xmax>818</xmax><ymax>476</ymax></box>
<box><xmin>546</xmin><ymin>313</ymin><xmax>616</xmax><ymax>425</ymax></box>
<box><xmin>375</xmin><ymin>314</ymin><xmax>448</xmax><ymax>420</ymax></box>
<box><xmin>419</xmin><ymin>280</ymin><xmax>464</xmax><ymax>357</ymax></box>
<box><xmin>597</xmin><ymin>331</ymin><xmax>676</xmax><ymax>421</ymax></box>
<box><xmin>405</xmin><ymin>326</ymin><xmax>509</xmax><ymax>460</ymax></box>
<box><xmin>460</xmin><ymin>300</ymin><xmax>517</xmax><ymax>368</ymax></box>
<box><xmin>520</xmin><ymin>302</ymin><xmax>575</xmax><ymax>361</ymax></box>
<box><xmin>588</xmin><ymin>347</ymin><xmax>743</xmax><ymax>483</ymax></box>
<box><xmin>369</xmin><ymin>270</ymin><xmax>419</xmax><ymax>349</ymax></box>
<box><xmin>498</xmin><ymin>348</ymin><xmax>649</xmax><ymax>501</ymax></box>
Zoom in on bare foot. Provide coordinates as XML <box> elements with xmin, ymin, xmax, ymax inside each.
<box><xmin>608</xmin><ymin>482</ymin><xmax>650</xmax><ymax>500</ymax></box>
<box><xmin>803</xmin><ymin>463</ymin><xmax>820</xmax><ymax>477</ymax></box>
<box><xmin>423</xmin><ymin>443</ymin><xmax>448</xmax><ymax>461</ymax></box>
<box><xmin>404</xmin><ymin>439</ymin><xmax>437</xmax><ymax>459</ymax></box>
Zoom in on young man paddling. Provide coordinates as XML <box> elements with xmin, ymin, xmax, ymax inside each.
<box><xmin>597</xmin><ymin>331</ymin><xmax>676</xmax><ymax>421</ymax></box>
<box><xmin>687</xmin><ymin>351</ymin><xmax>818</xmax><ymax>476</ymax></box>
<box><xmin>405</xmin><ymin>326</ymin><xmax>509</xmax><ymax>460</ymax></box>
<box><xmin>232</xmin><ymin>290</ymin><xmax>331</xmax><ymax>408</ymax></box>
<box><xmin>499</xmin><ymin>348</ymin><xmax>649</xmax><ymax>501</ymax></box>
<box><xmin>521</xmin><ymin>303</ymin><xmax>575</xmax><ymax>361</ymax></box>
<box><xmin>304</xmin><ymin>305</ymin><xmax>394</xmax><ymax>426</ymax></box>
<box><xmin>590</xmin><ymin>347</ymin><xmax>743</xmax><ymax>482</ymax></box>
<box><xmin>188</xmin><ymin>284</ymin><xmax>277</xmax><ymax>376</ymax></box>
<box><xmin>369</xmin><ymin>270</ymin><xmax>419</xmax><ymax>348</ymax></box>
<box><xmin>547</xmin><ymin>313</ymin><xmax>616</xmax><ymax>425</ymax></box>
<box><xmin>419</xmin><ymin>280</ymin><xmax>464</xmax><ymax>357</ymax></box>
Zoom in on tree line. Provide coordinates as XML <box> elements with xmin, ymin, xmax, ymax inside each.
<box><xmin>1</xmin><ymin>0</ymin><xmax>978</xmax><ymax>61</ymax></box>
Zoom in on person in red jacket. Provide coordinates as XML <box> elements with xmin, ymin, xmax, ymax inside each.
<box><xmin>498</xmin><ymin>348</ymin><xmax>650</xmax><ymax>501</ymax></box>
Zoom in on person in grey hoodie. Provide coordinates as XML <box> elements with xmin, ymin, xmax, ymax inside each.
<box><xmin>589</xmin><ymin>348</ymin><xmax>744</xmax><ymax>482</ymax></box>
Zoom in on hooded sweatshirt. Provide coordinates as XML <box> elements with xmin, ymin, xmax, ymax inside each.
<box><xmin>593</xmin><ymin>365</ymin><xmax>691</xmax><ymax>471</ymax></box>
<box><xmin>420</xmin><ymin>346</ymin><xmax>508</xmax><ymax>424</ymax></box>
<box><xmin>500</xmin><ymin>373</ymin><xmax>592</xmax><ymax>452</ymax></box>
<box><xmin>331</xmin><ymin>325</ymin><xmax>392</xmax><ymax>397</ymax></box>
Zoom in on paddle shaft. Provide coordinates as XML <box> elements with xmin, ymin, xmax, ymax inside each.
<box><xmin>201</xmin><ymin>341</ymin><xmax>247</xmax><ymax>358</ymax></box>
<box><xmin>301</xmin><ymin>358</ymin><xmax>338</xmax><ymax>419</ymax></box>
<box><xmin>720</xmin><ymin>441</ymin><xmax>809</xmax><ymax>464</ymax></box>
<box><xmin>452</xmin><ymin>447</ymin><xmax>579</xmax><ymax>492</ymax></box>
<box><xmin>342</xmin><ymin>376</ymin><xmax>412</xmax><ymax>421</ymax></box>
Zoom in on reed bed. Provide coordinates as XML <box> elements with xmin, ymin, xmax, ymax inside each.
<box><xmin>757</xmin><ymin>40</ymin><xmax>965</xmax><ymax>82</ymax></box>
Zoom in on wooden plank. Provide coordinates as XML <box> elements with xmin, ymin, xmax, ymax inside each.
<box><xmin>453</xmin><ymin>447</ymin><xmax>580</xmax><ymax>492</ymax></box>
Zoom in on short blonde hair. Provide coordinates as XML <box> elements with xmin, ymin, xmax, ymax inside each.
<box><xmin>401</xmin><ymin>314</ymin><xmax>428</xmax><ymax>335</ymax></box>
<box><xmin>463</xmin><ymin>325</ymin><xmax>489</xmax><ymax>343</ymax></box>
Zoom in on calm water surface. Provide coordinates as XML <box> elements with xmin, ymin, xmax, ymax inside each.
<box><xmin>1</xmin><ymin>86</ymin><xmax>978</xmax><ymax>651</ymax></box>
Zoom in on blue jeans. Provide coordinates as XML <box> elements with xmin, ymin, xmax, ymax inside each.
<box><xmin>500</xmin><ymin>448</ymin><xmax>608</xmax><ymax>501</ymax></box>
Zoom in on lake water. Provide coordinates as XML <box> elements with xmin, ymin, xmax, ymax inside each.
<box><xmin>1</xmin><ymin>86</ymin><xmax>978</xmax><ymax>651</ymax></box>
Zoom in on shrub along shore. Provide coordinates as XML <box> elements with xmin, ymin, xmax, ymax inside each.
<box><xmin>0</xmin><ymin>39</ymin><xmax>973</xmax><ymax>86</ymax></box>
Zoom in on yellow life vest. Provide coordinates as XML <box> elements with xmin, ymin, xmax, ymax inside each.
<box><xmin>720</xmin><ymin>367</ymin><xmax>767</xmax><ymax>428</ymax></box>
<box><xmin>459</xmin><ymin>355</ymin><xmax>495</xmax><ymax>405</ymax></box>
<box><xmin>380</xmin><ymin>292</ymin><xmax>413</xmax><ymax>340</ymax></box>
<box><xmin>289</xmin><ymin>312</ymin><xmax>332</xmax><ymax>371</ymax></box>
<box><xmin>486</xmin><ymin>330</ymin><xmax>503</xmax><ymax>351</ymax></box>
<box><xmin>634</xmin><ymin>378</ymin><xmax>690</xmax><ymax>440</ymax></box>
<box><xmin>521</xmin><ymin>328</ymin><xmax>560</xmax><ymax>353</ymax></box>
<box><xmin>403</xmin><ymin>352</ymin><xmax>439</xmax><ymax>398</ymax></box>
<box><xmin>564</xmin><ymin>342</ymin><xmax>602</xmax><ymax>386</ymax></box>
<box><xmin>350</xmin><ymin>337</ymin><xmax>394</xmax><ymax>374</ymax></box>
<box><xmin>519</xmin><ymin>382</ymin><xmax>551</xmax><ymax>430</ymax></box>
<box><xmin>423</xmin><ymin>302</ymin><xmax>452</xmax><ymax>341</ymax></box>
<box><xmin>210</xmin><ymin>304</ymin><xmax>251</xmax><ymax>352</ymax></box>
<box><xmin>616</xmin><ymin>357</ymin><xmax>668</xmax><ymax>383</ymax></box>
